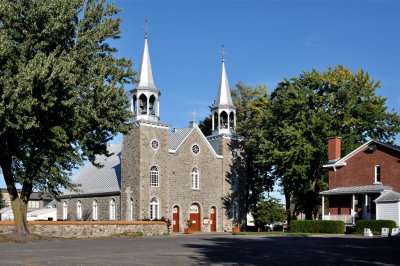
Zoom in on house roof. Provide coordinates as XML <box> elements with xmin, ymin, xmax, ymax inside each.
<box><xmin>61</xmin><ymin>144</ymin><xmax>122</xmax><ymax>197</ymax></box>
<box><xmin>324</xmin><ymin>139</ymin><xmax>400</xmax><ymax>168</ymax></box>
<box><xmin>320</xmin><ymin>184</ymin><xmax>392</xmax><ymax>195</ymax></box>
<box><xmin>374</xmin><ymin>190</ymin><xmax>400</xmax><ymax>203</ymax></box>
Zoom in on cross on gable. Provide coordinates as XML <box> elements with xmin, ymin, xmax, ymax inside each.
<box><xmin>192</xmin><ymin>108</ymin><xmax>198</xmax><ymax>122</ymax></box>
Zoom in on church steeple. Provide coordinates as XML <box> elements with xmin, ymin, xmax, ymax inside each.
<box><xmin>130</xmin><ymin>19</ymin><xmax>160</xmax><ymax>123</ymax></box>
<box><xmin>211</xmin><ymin>46</ymin><xmax>236</xmax><ymax>136</ymax></box>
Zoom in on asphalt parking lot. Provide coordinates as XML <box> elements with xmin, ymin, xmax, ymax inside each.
<box><xmin>0</xmin><ymin>233</ymin><xmax>399</xmax><ymax>265</ymax></box>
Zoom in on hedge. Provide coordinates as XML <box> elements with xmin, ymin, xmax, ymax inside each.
<box><xmin>355</xmin><ymin>220</ymin><xmax>397</xmax><ymax>235</ymax></box>
<box><xmin>290</xmin><ymin>220</ymin><xmax>345</xmax><ymax>234</ymax></box>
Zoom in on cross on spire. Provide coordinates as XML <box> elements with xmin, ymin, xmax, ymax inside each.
<box><xmin>221</xmin><ymin>45</ymin><xmax>227</xmax><ymax>62</ymax></box>
<box><xmin>192</xmin><ymin>108</ymin><xmax>198</xmax><ymax>122</ymax></box>
<box><xmin>142</xmin><ymin>18</ymin><xmax>150</xmax><ymax>39</ymax></box>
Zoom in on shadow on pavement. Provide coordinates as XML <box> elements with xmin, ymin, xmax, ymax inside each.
<box><xmin>183</xmin><ymin>235</ymin><xmax>400</xmax><ymax>265</ymax></box>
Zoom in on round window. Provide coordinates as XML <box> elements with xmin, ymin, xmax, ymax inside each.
<box><xmin>192</xmin><ymin>144</ymin><xmax>200</xmax><ymax>155</ymax></box>
<box><xmin>151</xmin><ymin>139</ymin><xmax>159</xmax><ymax>150</ymax></box>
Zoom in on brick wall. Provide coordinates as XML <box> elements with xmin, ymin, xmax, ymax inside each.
<box><xmin>0</xmin><ymin>221</ymin><xmax>167</xmax><ymax>238</ymax></box>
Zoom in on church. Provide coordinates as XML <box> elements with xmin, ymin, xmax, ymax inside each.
<box><xmin>57</xmin><ymin>31</ymin><xmax>246</xmax><ymax>233</ymax></box>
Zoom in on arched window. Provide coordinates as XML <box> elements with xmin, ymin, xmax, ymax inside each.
<box><xmin>191</xmin><ymin>168</ymin><xmax>199</xmax><ymax>189</ymax></box>
<box><xmin>149</xmin><ymin>95</ymin><xmax>156</xmax><ymax>115</ymax></box>
<box><xmin>139</xmin><ymin>94</ymin><xmax>147</xmax><ymax>114</ymax></box>
<box><xmin>150</xmin><ymin>197</ymin><xmax>159</xmax><ymax>220</ymax></box>
<box><xmin>110</xmin><ymin>198</ymin><xmax>116</xmax><ymax>220</ymax></box>
<box><xmin>77</xmin><ymin>200</ymin><xmax>82</xmax><ymax>220</ymax></box>
<box><xmin>63</xmin><ymin>201</ymin><xmax>67</xmax><ymax>220</ymax></box>
<box><xmin>232</xmin><ymin>203</ymin><xmax>239</xmax><ymax>220</ymax></box>
<box><xmin>133</xmin><ymin>94</ymin><xmax>137</xmax><ymax>114</ymax></box>
<box><xmin>229</xmin><ymin>111</ymin><xmax>235</xmax><ymax>129</ymax></box>
<box><xmin>93</xmin><ymin>200</ymin><xmax>98</xmax><ymax>220</ymax></box>
<box><xmin>220</xmin><ymin>111</ymin><xmax>228</xmax><ymax>129</ymax></box>
<box><xmin>130</xmin><ymin>198</ymin><xmax>134</xmax><ymax>221</ymax></box>
<box><xmin>213</xmin><ymin>112</ymin><xmax>218</xmax><ymax>130</ymax></box>
<box><xmin>150</xmin><ymin>166</ymin><xmax>159</xmax><ymax>187</ymax></box>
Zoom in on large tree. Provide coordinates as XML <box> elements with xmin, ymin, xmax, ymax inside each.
<box><xmin>0</xmin><ymin>0</ymin><xmax>134</xmax><ymax>235</ymax></box>
<box><xmin>254</xmin><ymin>65</ymin><xmax>400</xmax><ymax>221</ymax></box>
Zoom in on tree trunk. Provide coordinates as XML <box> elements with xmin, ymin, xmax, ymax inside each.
<box><xmin>284</xmin><ymin>189</ymin><xmax>292</xmax><ymax>225</ymax></box>
<box><xmin>11</xmin><ymin>197</ymin><xmax>30</xmax><ymax>235</ymax></box>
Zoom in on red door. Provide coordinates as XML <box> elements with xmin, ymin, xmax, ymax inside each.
<box><xmin>189</xmin><ymin>203</ymin><xmax>201</xmax><ymax>232</ymax></box>
<box><xmin>173</xmin><ymin>206</ymin><xmax>179</xmax><ymax>232</ymax></box>
<box><xmin>210</xmin><ymin>207</ymin><xmax>216</xmax><ymax>232</ymax></box>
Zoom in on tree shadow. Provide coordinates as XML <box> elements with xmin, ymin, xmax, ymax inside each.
<box><xmin>182</xmin><ymin>235</ymin><xmax>400</xmax><ymax>265</ymax></box>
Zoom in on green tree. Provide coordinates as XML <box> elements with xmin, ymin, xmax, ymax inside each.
<box><xmin>0</xmin><ymin>0</ymin><xmax>134</xmax><ymax>235</ymax></box>
<box><xmin>251</xmin><ymin>196</ymin><xmax>287</xmax><ymax>228</ymax></box>
<box><xmin>254</xmin><ymin>65</ymin><xmax>400</xmax><ymax>221</ymax></box>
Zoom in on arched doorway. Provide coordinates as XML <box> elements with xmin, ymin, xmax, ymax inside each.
<box><xmin>210</xmin><ymin>206</ymin><xmax>216</xmax><ymax>232</ymax></box>
<box><xmin>190</xmin><ymin>203</ymin><xmax>201</xmax><ymax>232</ymax></box>
<box><xmin>173</xmin><ymin>205</ymin><xmax>180</xmax><ymax>232</ymax></box>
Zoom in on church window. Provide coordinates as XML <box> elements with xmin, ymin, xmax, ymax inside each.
<box><xmin>192</xmin><ymin>144</ymin><xmax>200</xmax><ymax>155</ymax></box>
<box><xmin>231</xmin><ymin>149</ymin><xmax>238</xmax><ymax>159</ymax></box>
<box><xmin>77</xmin><ymin>200</ymin><xmax>82</xmax><ymax>220</ymax></box>
<box><xmin>150</xmin><ymin>197</ymin><xmax>159</xmax><ymax>220</ymax></box>
<box><xmin>133</xmin><ymin>94</ymin><xmax>137</xmax><ymax>114</ymax></box>
<box><xmin>220</xmin><ymin>111</ymin><xmax>228</xmax><ymax>129</ymax></box>
<box><xmin>139</xmin><ymin>94</ymin><xmax>147</xmax><ymax>114</ymax></box>
<box><xmin>232</xmin><ymin>203</ymin><xmax>239</xmax><ymax>220</ymax></box>
<box><xmin>151</xmin><ymin>139</ymin><xmax>159</xmax><ymax>150</ymax></box>
<box><xmin>150</xmin><ymin>166</ymin><xmax>159</xmax><ymax>187</ymax></box>
<box><xmin>229</xmin><ymin>111</ymin><xmax>235</xmax><ymax>129</ymax></box>
<box><xmin>63</xmin><ymin>202</ymin><xmax>67</xmax><ymax>220</ymax></box>
<box><xmin>110</xmin><ymin>198</ymin><xmax>116</xmax><ymax>220</ymax></box>
<box><xmin>149</xmin><ymin>95</ymin><xmax>156</xmax><ymax>115</ymax></box>
<box><xmin>231</xmin><ymin>175</ymin><xmax>238</xmax><ymax>191</ymax></box>
<box><xmin>191</xmin><ymin>168</ymin><xmax>199</xmax><ymax>189</ymax></box>
<box><xmin>213</xmin><ymin>112</ymin><xmax>218</xmax><ymax>131</ymax></box>
<box><xmin>93</xmin><ymin>200</ymin><xmax>98</xmax><ymax>220</ymax></box>
<box><xmin>130</xmin><ymin>198</ymin><xmax>134</xmax><ymax>221</ymax></box>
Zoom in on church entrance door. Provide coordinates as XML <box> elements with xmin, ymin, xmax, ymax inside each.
<box><xmin>210</xmin><ymin>206</ymin><xmax>216</xmax><ymax>232</ymax></box>
<box><xmin>173</xmin><ymin>206</ymin><xmax>179</xmax><ymax>232</ymax></box>
<box><xmin>189</xmin><ymin>203</ymin><xmax>201</xmax><ymax>232</ymax></box>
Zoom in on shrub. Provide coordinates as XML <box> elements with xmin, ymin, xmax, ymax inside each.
<box><xmin>290</xmin><ymin>220</ymin><xmax>345</xmax><ymax>234</ymax></box>
<box><xmin>355</xmin><ymin>220</ymin><xmax>397</xmax><ymax>235</ymax></box>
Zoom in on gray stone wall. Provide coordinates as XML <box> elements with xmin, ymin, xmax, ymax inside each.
<box><xmin>56</xmin><ymin>195</ymin><xmax>120</xmax><ymax>221</ymax></box>
<box><xmin>0</xmin><ymin>221</ymin><xmax>167</xmax><ymax>237</ymax></box>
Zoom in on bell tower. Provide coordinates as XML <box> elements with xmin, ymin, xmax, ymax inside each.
<box><xmin>211</xmin><ymin>45</ymin><xmax>236</xmax><ymax>136</ymax></box>
<box><xmin>130</xmin><ymin>19</ymin><xmax>160</xmax><ymax>123</ymax></box>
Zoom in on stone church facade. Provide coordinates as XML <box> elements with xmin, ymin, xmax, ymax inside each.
<box><xmin>57</xmin><ymin>33</ymin><xmax>246</xmax><ymax>232</ymax></box>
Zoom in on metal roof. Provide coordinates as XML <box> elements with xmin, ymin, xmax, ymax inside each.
<box><xmin>375</xmin><ymin>190</ymin><xmax>400</xmax><ymax>203</ymax></box>
<box><xmin>320</xmin><ymin>184</ymin><xmax>392</xmax><ymax>195</ymax></box>
<box><xmin>135</xmin><ymin>37</ymin><xmax>157</xmax><ymax>91</ymax></box>
<box><xmin>62</xmin><ymin>144</ymin><xmax>122</xmax><ymax>196</ymax></box>
<box><xmin>168</xmin><ymin>127</ymin><xmax>194</xmax><ymax>150</ymax></box>
<box><xmin>213</xmin><ymin>60</ymin><xmax>235</xmax><ymax>109</ymax></box>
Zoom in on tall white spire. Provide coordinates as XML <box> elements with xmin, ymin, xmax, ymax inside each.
<box><xmin>136</xmin><ymin>37</ymin><xmax>157</xmax><ymax>91</ymax></box>
<box><xmin>215</xmin><ymin>60</ymin><xmax>234</xmax><ymax>107</ymax></box>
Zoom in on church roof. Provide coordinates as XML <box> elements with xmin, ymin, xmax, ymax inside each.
<box><xmin>168</xmin><ymin>127</ymin><xmax>194</xmax><ymax>150</ymax></box>
<box><xmin>213</xmin><ymin>60</ymin><xmax>235</xmax><ymax>109</ymax></box>
<box><xmin>61</xmin><ymin>144</ymin><xmax>122</xmax><ymax>197</ymax></box>
<box><xmin>135</xmin><ymin>37</ymin><xmax>157</xmax><ymax>92</ymax></box>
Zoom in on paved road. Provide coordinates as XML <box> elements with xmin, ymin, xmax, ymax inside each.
<box><xmin>0</xmin><ymin>233</ymin><xmax>399</xmax><ymax>265</ymax></box>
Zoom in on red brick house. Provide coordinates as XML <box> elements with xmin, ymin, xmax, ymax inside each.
<box><xmin>320</xmin><ymin>137</ymin><xmax>400</xmax><ymax>226</ymax></box>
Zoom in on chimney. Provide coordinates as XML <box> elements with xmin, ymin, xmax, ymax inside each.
<box><xmin>328</xmin><ymin>137</ymin><xmax>341</xmax><ymax>163</ymax></box>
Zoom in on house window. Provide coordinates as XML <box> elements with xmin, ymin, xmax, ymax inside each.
<box><xmin>150</xmin><ymin>197</ymin><xmax>159</xmax><ymax>220</ymax></box>
<box><xmin>130</xmin><ymin>198</ymin><xmax>134</xmax><ymax>221</ymax></box>
<box><xmin>191</xmin><ymin>168</ymin><xmax>199</xmax><ymax>189</ymax></box>
<box><xmin>375</xmin><ymin>165</ymin><xmax>381</xmax><ymax>183</ymax></box>
<box><xmin>63</xmin><ymin>202</ymin><xmax>67</xmax><ymax>220</ymax></box>
<box><xmin>232</xmin><ymin>203</ymin><xmax>239</xmax><ymax>220</ymax></box>
<box><xmin>93</xmin><ymin>200</ymin><xmax>98</xmax><ymax>220</ymax></box>
<box><xmin>28</xmin><ymin>200</ymin><xmax>40</xmax><ymax>208</ymax></box>
<box><xmin>231</xmin><ymin>175</ymin><xmax>237</xmax><ymax>191</ymax></box>
<box><xmin>77</xmin><ymin>200</ymin><xmax>82</xmax><ymax>220</ymax></box>
<box><xmin>110</xmin><ymin>198</ymin><xmax>116</xmax><ymax>220</ymax></box>
<box><xmin>150</xmin><ymin>166</ymin><xmax>159</xmax><ymax>187</ymax></box>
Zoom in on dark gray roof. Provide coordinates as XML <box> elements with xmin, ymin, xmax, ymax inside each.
<box><xmin>62</xmin><ymin>144</ymin><xmax>122</xmax><ymax>197</ymax></box>
<box><xmin>320</xmin><ymin>184</ymin><xmax>392</xmax><ymax>195</ymax></box>
<box><xmin>375</xmin><ymin>190</ymin><xmax>400</xmax><ymax>203</ymax></box>
<box><xmin>168</xmin><ymin>127</ymin><xmax>194</xmax><ymax>150</ymax></box>
<box><xmin>30</xmin><ymin>192</ymin><xmax>53</xmax><ymax>201</ymax></box>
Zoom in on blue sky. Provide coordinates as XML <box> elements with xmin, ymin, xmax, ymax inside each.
<box><xmin>1</xmin><ymin>0</ymin><xmax>399</xmax><ymax>201</ymax></box>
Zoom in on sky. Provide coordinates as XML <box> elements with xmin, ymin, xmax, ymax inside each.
<box><xmin>1</xmin><ymin>0</ymin><xmax>400</xmax><ymax>201</ymax></box>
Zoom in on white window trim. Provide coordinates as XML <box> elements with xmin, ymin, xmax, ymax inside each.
<box><xmin>191</xmin><ymin>144</ymin><xmax>200</xmax><ymax>155</ymax></box>
<box><xmin>374</xmin><ymin>165</ymin><xmax>382</xmax><ymax>184</ymax></box>
<box><xmin>130</xmin><ymin>198</ymin><xmax>134</xmax><ymax>221</ymax></box>
<box><xmin>77</xmin><ymin>200</ymin><xmax>82</xmax><ymax>220</ymax></box>
<box><xmin>150</xmin><ymin>139</ymin><xmax>160</xmax><ymax>150</ymax></box>
<box><xmin>150</xmin><ymin>166</ymin><xmax>159</xmax><ymax>187</ymax></box>
<box><xmin>63</xmin><ymin>201</ymin><xmax>68</xmax><ymax>220</ymax></box>
<box><xmin>93</xmin><ymin>200</ymin><xmax>98</xmax><ymax>220</ymax></box>
<box><xmin>191</xmin><ymin>168</ymin><xmax>200</xmax><ymax>190</ymax></box>
<box><xmin>150</xmin><ymin>197</ymin><xmax>160</xmax><ymax>220</ymax></box>
<box><xmin>110</xmin><ymin>198</ymin><xmax>116</xmax><ymax>220</ymax></box>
